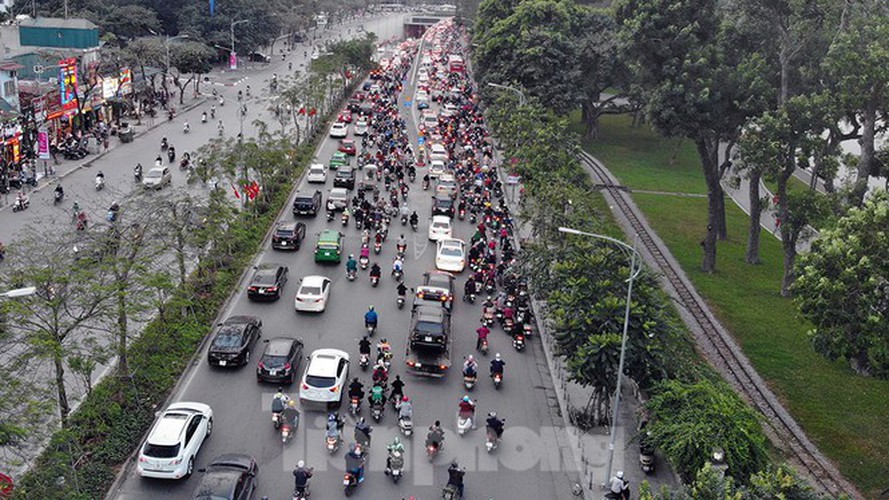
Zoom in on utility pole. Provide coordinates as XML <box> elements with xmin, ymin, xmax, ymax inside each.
<box><xmin>231</xmin><ymin>19</ymin><xmax>249</xmax><ymax>69</ymax></box>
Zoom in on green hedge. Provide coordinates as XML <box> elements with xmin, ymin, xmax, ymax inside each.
<box><xmin>11</xmin><ymin>105</ymin><xmax>344</xmax><ymax>499</ymax></box>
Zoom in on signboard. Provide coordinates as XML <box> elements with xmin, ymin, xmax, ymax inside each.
<box><xmin>229</xmin><ymin>52</ymin><xmax>238</xmax><ymax>70</ymax></box>
<box><xmin>101</xmin><ymin>77</ymin><xmax>119</xmax><ymax>99</ymax></box>
<box><xmin>417</xmin><ymin>136</ymin><xmax>425</xmax><ymax>145</ymax></box>
<box><xmin>59</xmin><ymin>58</ymin><xmax>78</xmax><ymax>111</ymax></box>
<box><xmin>37</xmin><ymin>128</ymin><xmax>50</xmax><ymax>159</ymax></box>
<box><xmin>506</xmin><ymin>174</ymin><xmax>521</xmax><ymax>185</ymax></box>
<box><xmin>119</xmin><ymin>68</ymin><xmax>133</xmax><ymax>95</ymax></box>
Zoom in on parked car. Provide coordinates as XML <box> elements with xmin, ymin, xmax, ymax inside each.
<box><xmin>306</xmin><ymin>164</ymin><xmax>327</xmax><ymax>184</ymax></box>
<box><xmin>143</xmin><ymin>167</ymin><xmax>172</xmax><ymax>189</ymax></box>
<box><xmin>207</xmin><ymin>315</ymin><xmax>262</xmax><ymax>367</ymax></box>
<box><xmin>435</xmin><ymin>238</ymin><xmax>466</xmax><ymax>273</ymax></box>
<box><xmin>256</xmin><ymin>337</ymin><xmax>304</xmax><ymax>384</ymax></box>
<box><xmin>294</xmin><ymin>275</ymin><xmax>332</xmax><ymax>312</ymax></box>
<box><xmin>248</xmin><ymin>52</ymin><xmax>271</xmax><ymax>63</ymax></box>
<box><xmin>299</xmin><ymin>349</ymin><xmax>350</xmax><ymax>408</ymax></box>
<box><xmin>137</xmin><ymin>402</ymin><xmax>213</xmax><ymax>480</ymax></box>
<box><xmin>292</xmin><ymin>190</ymin><xmax>322</xmax><ymax>216</ymax></box>
<box><xmin>333</xmin><ymin>166</ymin><xmax>356</xmax><ymax>190</ymax></box>
<box><xmin>191</xmin><ymin>454</ymin><xmax>258</xmax><ymax>500</ymax></box>
<box><xmin>247</xmin><ymin>263</ymin><xmax>289</xmax><ymax>301</ymax></box>
<box><xmin>272</xmin><ymin>222</ymin><xmax>306</xmax><ymax>251</ymax></box>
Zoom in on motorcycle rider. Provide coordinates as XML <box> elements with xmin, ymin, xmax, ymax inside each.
<box><xmin>490</xmin><ymin>353</ymin><xmax>505</xmax><ymax>377</ymax></box>
<box><xmin>396</xmin><ymin>395</ymin><xmax>412</xmax><ymax>421</ymax></box>
<box><xmin>327</xmin><ymin>412</ymin><xmax>345</xmax><ymax>441</ymax></box>
<box><xmin>389</xmin><ymin>374</ymin><xmax>405</xmax><ymax>403</ymax></box>
<box><xmin>54</xmin><ymin>184</ymin><xmax>64</xmax><ymax>199</ymax></box>
<box><xmin>359</xmin><ymin>243</ymin><xmax>371</xmax><ymax>261</ymax></box>
<box><xmin>282</xmin><ymin>399</ymin><xmax>300</xmax><ymax>429</ymax></box>
<box><xmin>464</xmin><ymin>276</ymin><xmax>477</xmax><ymax>299</ymax></box>
<box><xmin>486</xmin><ymin>411</ymin><xmax>505</xmax><ymax>439</ymax></box>
<box><xmin>346</xmin><ymin>254</ymin><xmax>358</xmax><ymax>276</ymax></box>
<box><xmin>292</xmin><ymin>460</ymin><xmax>313</xmax><ymax>494</ymax></box>
<box><xmin>447</xmin><ymin>461</ymin><xmax>466</xmax><ymax>498</ymax></box>
<box><xmin>426</xmin><ymin>420</ymin><xmax>445</xmax><ymax>449</ymax></box>
<box><xmin>365</xmin><ymin>305</ymin><xmax>378</xmax><ymax>330</ymax></box>
<box><xmin>458</xmin><ymin>395</ymin><xmax>476</xmax><ymax>427</ymax></box>
<box><xmin>386</xmin><ymin>436</ymin><xmax>405</xmax><ymax>470</ymax></box>
<box><xmin>359</xmin><ymin>336</ymin><xmax>372</xmax><ymax>359</ymax></box>
<box><xmin>476</xmin><ymin>324</ymin><xmax>490</xmax><ymax>350</ymax></box>
<box><xmin>134</xmin><ymin>163</ymin><xmax>143</xmax><ymax>180</ymax></box>
<box><xmin>392</xmin><ymin>256</ymin><xmax>404</xmax><ymax>276</ymax></box>
<box><xmin>271</xmin><ymin>387</ymin><xmax>289</xmax><ymax>415</ymax></box>
<box><xmin>409</xmin><ymin>210</ymin><xmax>419</xmax><ymax>228</ymax></box>
<box><xmin>609</xmin><ymin>471</ymin><xmax>630</xmax><ymax>500</ymax></box>
<box><xmin>14</xmin><ymin>190</ymin><xmax>28</xmax><ymax>208</ymax></box>
<box><xmin>345</xmin><ymin>443</ymin><xmax>366</xmax><ymax>483</ymax></box>
<box><xmin>463</xmin><ymin>355</ymin><xmax>478</xmax><ymax>378</ymax></box>
<box><xmin>376</xmin><ymin>338</ymin><xmax>392</xmax><ymax>363</ymax></box>
<box><xmin>348</xmin><ymin>377</ymin><xmax>365</xmax><ymax>403</ymax></box>
<box><xmin>210</xmin><ymin>105</ymin><xmax>216</xmax><ymax>118</ymax></box>
<box><xmin>372</xmin><ymin>361</ymin><xmax>388</xmax><ymax>387</ymax></box>
<box><xmin>369</xmin><ymin>262</ymin><xmax>382</xmax><ymax>281</ymax></box>
<box><xmin>396</xmin><ymin>281</ymin><xmax>408</xmax><ymax>301</ymax></box>
<box><xmin>396</xmin><ymin>233</ymin><xmax>407</xmax><ymax>254</ymax></box>
<box><xmin>354</xmin><ymin>417</ymin><xmax>373</xmax><ymax>448</ymax></box>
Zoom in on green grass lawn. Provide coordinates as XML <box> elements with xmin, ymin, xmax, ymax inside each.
<box><xmin>581</xmin><ymin>117</ymin><xmax>889</xmax><ymax>497</ymax></box>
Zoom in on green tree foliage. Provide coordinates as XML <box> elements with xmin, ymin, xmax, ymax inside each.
<box><xmin>645</xmin><ymin>378</ymin><xmax>769</xmax><ymax>483</ymax></box>
<box><xmin>792</xmin><ymin>190</ymin><xmax>889</xmax><ymax>377</ymax></box>
<box><xmin>170</xmin><ymin>41</ymin><xmax>214</xmax><ymax>104</ymax></box>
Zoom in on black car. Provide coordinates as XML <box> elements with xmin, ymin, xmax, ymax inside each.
<box><xmin>333</xmin><ymin>166</ymin><xmax>356</xmax><ymax>190</ymax></box>
<box><xmin>272</xmin><ymin>221</ymin><xmax>306</xmax><ymax>251</ymax></box>
<box><xmin>432</xmin><ymin>195</ymin><xmax>455</xmax><ymax>218</ymax></box>
<box><xmin>256</xmin><ymin>337</ymin><xmax>304</xmax><ymax>384</ymax></box>
<box><xmin>292</xmin><ymin>190</ymin><xmax>322</xmax><ymax>216</ymax></box>
<box><xmin>248</xmin><ymin>52</ymin><xmax>271</xmax><ymax>63</ymax></box>
<box><xmin>410</xmin><ymin>303</ymin><xmax>451</xmax><ymax>348</ymax></box>
<box><xmin>193</xmin><ymin>454</ymin><xmax>258</xmax><ymax>500</ymax></box>
<box><xmin>247</xmin><ymin>263</ymin><xmax>288</xmax><ymax>301</ymax></box>
<box><xmin>208</xmin><ymin>316</ymin><xmax>262</xmax><ymax>367</ymax></box>
<box><xmin>346</xmin><ymin>98</ymin><xmax>361</xmax><ymax>112</ymax></box>
<box><xmin>414</xmin><ymin>270</ymin><xmax>455</xmax><ymax>311</ymax></box>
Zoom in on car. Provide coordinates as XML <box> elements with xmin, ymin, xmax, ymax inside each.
<box><xmin>272</xmin><ymin>221</ymin><xmax>306</xmax><ymax>250</ymax></box>
<box><xmin>353</xmin><ymin>119</ymin><xmax>369</xmax><ymax>136</ymax></box>
<box><xmin>333</xmin><ymin>166</ymin><xmax>356</xmax><ymax>190</ymax></box>
<box><xmin>306</xmin><ymin>164</ymin><xmax>327</xmax><ymax>183</ymax></box>
<box><xmin>337</xmin><ymin>110</ymin><xmax>353</xmax><ymax>123</ymax></box>
<box><xmin>338</xmin><ymin>139</ymin><xmax>357</xmax><ymax>156</ymax></box>
<box><xmin>362</xmin><ymin>81</ymin><xmax>372</xmax><ymax>91</ymax></box>
<box><xmin>431</xmin><ymin>194</ymin><xmax>455</xmax><ymax>218</ymax></box>
<box><xmin>329</xmin><ymin>151</ymin><xmax>351</xmax><ymax>169</ymax></box>
<box><xmin>292</xmin><ymin>190</ymin><xmax>322</xmax><ymax>216</ymax></box>
<box><xmin>436</xmin><ymin>174</ymin><xmax>458</xmax><ymax>197</ymax></box>
<box><xmin>143</xmin><ymin>167</ymin><xmax>172</xmax><ymax>189</ymax></box>
<box><xmin>326</xmin><ymin>188</ymin><xmax>349</xmax><ymax>212</ymax></box>
<box><xmin>436</xmin><ymin>238</ymin><xmax>466</xmax><ymax>273</ymax></box>
<box><xmin>207</xmin><ymin>315</ymin><xmax>262</xmax><ymax>367</ymax></box>
<box><xmin>294</xmin><ymin>275</ymin><xmax>332</xmax><ymax>312</ymax></box>
<box><xmin>248</xmin><ymin>52</ymin><xmax>271</xmax><ymax>63</ymax></box>
<box><xmin>428</xmin><ymin>215</ymin><xmax>453</xmax><ymax>241</ymax></box>
<box><xmin>329</xmin><ymin>122</ymin><xmax>349</xmax><ymax>138</ymax></box>
<box><xmin>191</xmin><ymin>454</ymin><xmax>258</xmax><ymax>500</ymax></box>
<box><xmin>430</xmin><ymin>143</ymin><xmax>449</xmax><ymax>162</ymax></box>
<box><xmin>137</xmin><ymin>402</ymin><xmax>213</xmax><ymax>480</ymax></box>
<box><xmin>417</xmin><ymin>72</ymin><xmax>429</xmax><ymax>84</ymax></box>
<box><xmin>358</xmin><ymin>102</ymin><xmax>374</xmax><ymax>116</ymax></box>
<box><xmin>346</xmin><ymin>98</ymin><xmax>361</xmax><ymax>113</ymax></box>
<box><xmin>441</xmin><ymin>103</ymin><xmax>459</xmax><ymax>118</ymax></box>
<box><xmin>257</xmin><ymin>337</ymin><xmax>304</xmax><ymax>384</ymax></box>
<box><xmin>247</xmin><ymin>263</ymin><xmax>289</xmax><ymax>301</ymax></box>
<box><xmin>299</xmin><ymin>348</ymin><xmax>350</xmax><ymax>408</ymax></box>
<box><xmin>314</xmin><ymin>230</ymin><xmax>344</xmax><ymax>262</ymax></box>
<box><xmin>410</xmin><ymin>303</ymin><xmax>451</xmax><ymax>347</ymax></box>
<box><xmin>414</xmin><ymin>270</ymin><xmax>455</xmax><ymax>310</ymax></box>
<box><xmin>421</xmin><ymin>113</ymin><xmax>439</xmax><ymax>130</ymax></box>
<box><xmin>417</xmin><ymin>100</ymin><xmax>430</xmax><ymax>110</ymax></box>
<box><xmin>429</xmin><ymin>160</ymin><xmax>447</xmax><ymax>178</ymax></box>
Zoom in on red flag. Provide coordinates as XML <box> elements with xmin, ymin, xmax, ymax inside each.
<box><xmin>344</xmin><ymin>70</ymin><xmax>353</xmax><ymax>79</ymax></box>
<box><xmin>230</xmin><ymin>182</ymin><xmax>241</xmax><ymax>199</ymax></box>
<box><xmin>308</xmin><ymin>108</ymin><xmax>317</xmax><ymax>116</ymax></box>
<box><xmin>247</xmin><ymin>180</ymin><xmax>261</xmax><ymax>200</ymax></box>
<box><xmin>297</xmin><ymin>107</ymin><xmax>306</xmax><ymax>115</ymax></box>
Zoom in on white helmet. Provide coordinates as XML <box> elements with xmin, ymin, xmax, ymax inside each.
<box><xmin>616</xmin><ymin>471</ymin><xmax>624</xmax><ymax>479</ymax></box>
<box><xmin>297</xmin><ymin>460</ymin><xmax>305</xmax><ymax>468</ymax></box>
<box><xmin>467</xmin><ymin>355</ymin><xmax>475</xmax><ymax>363</ymax></box>
<box><xmin>495</xmin><ymin>353</ymin><xmax>501</xmax><ymax>361</ymax></box>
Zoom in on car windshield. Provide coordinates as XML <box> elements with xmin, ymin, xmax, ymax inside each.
<box><xmin>212</xmin><ymin>333</ymin><xmax>243</xmax><ymax>348</ymax></box>
<box><xmin>253</xmin><ymin>272</ymin><xmax>277</xmax><ymax>284</ymax></box>
<box><xmin>440</xmin><ymin>247</ymin><xmax>463</xmax><ymax>257</ymax></box>
<box><xmin>300</xmin><ymin>286</ymin><xmax>322</xmax><ymax>296</ymax></box>
<box><xmin>436</xmin><ymin>198</ymin><xmax>453</xmax><ymax>207</ymax></box>
<box><xmin>428</xmin><ymin>276</ymin><xmax>451</xmax><ymax>288</ymax></box>
<box><xmin>336</xmin><ymin>171</ymin><xmax>352</xmax><ymax>177</ymax></box>
<box><xmin>415</xmin><ymin>320</ymin><xmax>444</xmax><ymax>336</ymax></box>
<box><xmin>306</xmin><ymin>375</ymin><xmax>336</xmax><ymax>388</ymax></box>
<box><xmin>276</xmin><ymin>229</ymin><xmax>294</xmax><ymax>236</ymax></box>
<box><xmin>432</xmin><ymin>222</ymin><xmax>449</xmax><ymax>229</ymax></box>
<box><xmin>147</xmin><ymin>170</ymin><xmax>162</xmax><ymax>178</ymax></box>
<box><xmin>143</xmin><ymin>442</ymin><xmax>181</xmax><ymax>458</ymax></box>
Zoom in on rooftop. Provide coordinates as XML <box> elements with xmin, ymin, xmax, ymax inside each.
<box><xmin>18</xmin><ymin>18</ymin><xmax>98</xmax><ymax>30</ymax></box>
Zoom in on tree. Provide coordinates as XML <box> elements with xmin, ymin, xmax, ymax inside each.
<box><xmin>616</xmin><ymin>0</ymin><xmax>764</xmax><ymax>272</ymax></box>
<box><xmin>645</xmin><ymin>378</ymin><xmax>769</xmax><ymax>482</ymax></box>
<box><xmin>100</xmin><ymin>4</ymin><xmax>161</xmax><ymax>40</ymax></box>
<box><xmin>745</xmin><ymin>463</ymin><xmax>821</xmax><ymax>499</ymax></box>
<box><xmin>170</xmin><ymin>41</ymin><xmax>214</xmax><ymax>104</ymax></box>
<box><xmin>792</xmin><ymin>190</ymin><xmax>889</xmax><ymax>377</ymax></box>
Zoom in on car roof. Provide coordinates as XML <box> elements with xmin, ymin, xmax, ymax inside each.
<box><xmin>308</xmin><ymin>349</ymin><xmax>349</xmax><ymax>376</ymax></box>
<box><xmin>426</xmin><ymin>270</ymin><xmax>454</xmax><ymax>284</ymax></box>
<box><xmin>148</xmin><ymin>403</ymin><xmax>209</xmax><ymax>446</ymax></box>
<box><xmin>300</xmin><ymin>275</ymin><xmax>329</xmax><ymax>287</ymax></box>
<box><xmin>255</xmin><ymin>263</ymin><xmax>284</xmax><ymax>273</ymax></box>
<box><xmin>330</xmin><ymin>188</ymin><xmax>348</xmax><ymax>196</ymax></box>
<box><xmin>318</xmin><ymin>230</ymin><xmax>341</xmax><ymax>242</ymax></box>
<box><xmin>207</xmin><ymin>453</ymin><xmax>255</xmax><ymax>471</ymax></box>
<box><xmin>440</xmin><ymin>238</ymin><xmax>464</xmax><ymax>248</ymax></box>
<box><xmin>277</xmin><ymin>222</ymin><xmax>300</xmax><ymax>230</ymax></box>
<box><xmin>148</xmin><ymin>167</ymin><xmax>166</xmax><ymax>173</ymax></box>
<box><xmin>414</xmin><ymin>304</ymin><xmax>447</xmax><ymax>321</ymax></box>
<box><xmin>265</xmin><ymin>337</ymin><xmax>302</xmax><ymax>356</ymax></box>
<box><xmin>222</xmin><ymin>315</ymin><xmax>259</xmax><ymax>327</ymax></box>
<box><xmin>310</xmin><ymin>163</ymin><xmax>325</xmax><ymax>170</ymax></box>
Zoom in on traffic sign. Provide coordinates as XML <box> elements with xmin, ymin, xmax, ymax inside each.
<box><xmin>404</xmin><ymin>99</ymin><xmax>412</xmax><ymax>108</ymax></box>
<box><xmin>506</xmin><ymin>174</ymin><xmax>522</xmax><ymax>185</ymax></box>
<box><xmin>418</xmin><ymin>136</ymin><xmax>425</xmax><ymax>145</ymax></box>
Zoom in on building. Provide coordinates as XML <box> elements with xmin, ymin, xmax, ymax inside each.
<box><xmin>0</xmin><ymin>0</ymin><xmax>14</xmax><ymax>14</ymax></box>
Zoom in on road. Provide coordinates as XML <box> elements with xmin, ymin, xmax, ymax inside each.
<box><xmin>111</xmin><ymin>24</ymin><xmax>581</xmax><ymax>500</ymax></box>
<box><xmin>0</xmin><ymin>12</ymin><xmax>407</xmax><ymax>478</ymax></box>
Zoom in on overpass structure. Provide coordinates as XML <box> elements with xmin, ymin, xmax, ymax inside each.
<box><xmin>403</xmin><ymin>13</ymin><xmax>452</xmax><ymax>38</ymax></box>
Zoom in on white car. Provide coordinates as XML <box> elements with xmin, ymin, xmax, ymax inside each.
<box><xmin>421</xmin><ymin>113</ymin><xmax>439</xmax><ymax>130</ymax></box>
<box><xmin>436</xmin><ymin>174</ymin><xmax>458</xmax><ymax>197</ymax></box>
<box><xmin>307</xmin><ymin>164</ymin><xmax>327</xmax><ymax>183</ymax></box>
<box><xmin>137</xmin><ymin>402</ymin><xmax>213</xmax><ymax>479</ymax></box>
<box><xmin>417</xmin><ymin>72</ymin><xmax>429</xmax><ymax>84</ymax></box>
<box><xmin>428</xmin><ymin>215</ymin><xmax>453</xmax><ymax>241</ymax></box>
<box><xmin>416</xmin><ymin>90</ymin><xmax>429</xmax><ymax>105</ymax></box>
<box><xmin>436</xmin><ymin>238</ymin><xmax>466</xmax><ymax>273</ymax></box>
<box><xmin>430</xmin><ymin>143</ymin><xmax>449</xmax><ymax>162</ymax></box>
<box><xmin>429</xmin><ymin>159</ymin><xmax>447</xmax><ymax>178</ymax></box>
<box><xmin>329</xmin><ymin>122</ymin><xmax>349</xmax><ymax>138</ymax></box>
<box><xmin>299</xmin><ymin>349</ymin><xmax>350</xmax><ymax>407</ymax></box>
<box><xmin>143</xmin><ymin>167</ymin><xmax>172</xmax><ymax>189</ymax></box>
<box><xmin>353</xmin><ymin>119</ymin><xmax>369</xmax><ymax>136</ymax></box>
<box><xmin>294</xmin><ymin>275</ymin><xmax>331</xmax><ymax>312</ymax></box>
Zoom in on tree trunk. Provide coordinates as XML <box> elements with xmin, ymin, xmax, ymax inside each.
<box><xmin>777</xmin><ymin>154</ymin><xmax>796</xmax><ymax>296</ymax></box>
<box><xmin>696</xmin><ymin>136</ymin><xmax>721</xmax><ymax>273</ymax></box>
<box><xmin>117</xmin><ymin>287</ymin><xmax>129</xmax><ymax>375</ymax></box>
<box><xmin>851</xmin><ymin>92</ymin><xmax>878</xmax><ymax>206</ymax></box>
<box><xmin>780</xmin><ymin>233</ymin><xmax>797</xmax><ymax>297</ymax></box>
<box><xmin>746</xmin><ymin>170</ymin><xmax>762</xmax><ymax>264</ymax></box>
<box><xmin>715</xmin><ymin>190</ymin><xmax>727</xmax><ymax>240</ymax></box>
<box><xmin>54</xmin><ymin>354</ymin><xmax>70</xmax><ymax>427</ymax></box>
<box><xmin>581</xmin><ymin>99</ymin><xmax>601</xmax><ymax>140</ymax></box>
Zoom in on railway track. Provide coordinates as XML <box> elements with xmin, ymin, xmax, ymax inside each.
<box><xmin>578</xmin><ymin>151</ymin><xmax>856</xmax><ymax>498</ymax></box>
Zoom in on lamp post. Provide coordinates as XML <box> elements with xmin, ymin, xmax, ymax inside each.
<box><xmin>0</xmin><ymin>287</ymin><xmax>36</xmax><ymax>299</ymax></box>
<box><xmin>148</xmin><ymin>30</ymin><xmax>189</xmax><ymax>98</ymax></box>
<box><xmin>558</xmin><ymin>226</ymin><xmax>640</xmax><ymax>486</ymax></box>
<box><xmin>231</xmin><ymin>19</ymin><xmax>249</xmax><ymax>69</ymax></box>
<box><xmin>487</xmin><ymin>82</ymin><xmax>526</xmax><ymax>106</ymax></box>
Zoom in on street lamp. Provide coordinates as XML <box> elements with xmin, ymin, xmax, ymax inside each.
<box><xmin>557</xmin><ymin>226</ymin><xmax>640</xmax><ymax>485</ymax></box>
<box><xmin>231</xmin><ymin>19</ymin><xmax>249</xmax><ymax>68</ymax></box>
<box><xmin>487</xmin><ymin>82</ymin><xmax>526</xmax><ymax>106</ymax></box>
<box><xmin>0</xmin><ymin>287</ymin><xmax>36</xmax><ymax>299</ymax></box>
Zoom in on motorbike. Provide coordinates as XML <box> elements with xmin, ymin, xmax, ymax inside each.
<box><xmin>482</xmin><ymin>308</ymin><xmax>495</xmax><ymax>327</ymax></box>
<box><xmin>359</xmin><ymin>353</ymin><xmax>370</xmax><ymax>370</ymax></box>
<box><xmin>160</xmin><ymin>139</ymin><xmax>168</xmax><ymax>151</ymax></box>
<box><xmin>398</xmin><ymin>415</ymin><xmax>413</xmax><ymax>437</ymax></box>
<box><xmin>327</xmin><ymin>211</ymin><xmax>335</xmax><ymax>222</ymax></box>
<box><xmin>479</xmin><ymin>338</ymin><xmax>489</xmax><ymax>356</ymax></box>
<box><xmin>400</xmin><ymin>214</ymin><xmax>407</xmax><ymax>225</ymax></box>
<box><xmin>397</xmin><ymin>295</ymin><xmax>405</xmax><ymax>309</ymax></box>
<box><xmin>463</xmin><ymin>373</ymin><xmax>477</xmax><ymax>390</ymax></box>
<box><xmin>370</xmin><ymin>275</ymin><xmax>379</xmax><ymax>287</ymax></box>
<box><xmin>167</xmin><ymin>149</ymin><xmax>176</xmax><ymax>163</ymax></box>
<box><xmin>492</xmin><ymin>371</ymin><xmax>503</xmax><ymax>389</ymax></box>
<box><xmin>272</xmin><ymin>411</ymin><xmax>283</xmax><ymax>430</ymax></box>
<box><xmin>386</xmin><ymin>448</ymin><xmax>405</xmax><ymax>483</ymax></box>
<box><xmin>179</xmin><ymin>158</ymin><xmax>189</xmax><ymax>170</ymax></box>
<box><xmin>134</xmin><ymin>167</ymin><xmax>143</xmax><ymax>182</ymax></box>
<box><xmin>456</xmin><ymin>411</ymin><xmax>473</xmax><ymax>436</ymax></box>
<box><xmin>347</xmin><ymin>269</ymin><xmax>357</xmax><ymax>281</ymax></box>
<box><xmin>422</xmin><ymin>179</ymin><xmax>429</xmax><ymax>190</ymax></box>
<box><xmin>183</xmin><ymin>123</ymin><xmax>190</xmax><ymax>134</ymax></box>
<box><xmin>371</xmin><ymin>400</ymin><xmax>385</xmax><ymax>422</ymax></box>
<box><xmin>485</xmin><ymin>426</ymin><xmax>501</xmax><ymax>453</ymax></box>
<box><xmin>458</xmin><ymin>207</ymin><xmax>466</xmax><ymax>220</ymax></box>
<box><xmin>350</xmin><ymin>396</ymin><xmax>361</xmax><ymax>415</ymax></box>
<box><xmin>513</xmin><ymin>332</ymin><xmax>525</xmax><ymax>352</ymax></box>
<box><xmin>366</xmin><ymin>322</ymin><xmax>376</xmax><ymax>336</ymax></box>
<box><xmin>640</xmin><ymin>423</ymin><xmax>655</xmax><ymax>473</ymax></box>
<box><xmin>12</xmin><ymin>197</ymin><xmax>29</xmax><ymax>212</ymax></box>
<box><xmin>53</xmin><ymin>190</ymin><xmax>64</xmax><ymax>204</ymax></box>
<box><xmin>343</xmin><ymin>469</ymin><xmax>363</xmax><ymax>497</ymax></box>
<box><xmin>293</xmin><ymin>485</ymin><xmax>310</xmax><ymax>500</ymax></box>
<box><xmin>408</xmin><ymin>170</ymin><xmax>416</xmax><ymax>182</ymax></box>
<box><xmin>359</xmin><ymin>255</ymin><xmax>369</xmax><ymax>269</ymax></box>
<box><xmin>469</xmin><ymin>212</ymin><xmax>477</xmax><ymax>224</ymax></box>
<box><xmin>523</xmin><ymin>322</ymin><xmax>534</xmax><ymax>338</ymax></box>
<box><xmin>373</xmin><ymin>241</ymin><xmax>382</xmax><ymax>254</ymax></box>
<box><xmin>504</xmin><ymin>317</ymin><xmax>516</xmax><ymax>335</ymax></box>
<box><xmin>342</xmin><ymin>212</ymin><xmax>350</xmax><ymax>226</ymax></box>
<box><xmin>410</xmin><ymin>219</ymin><xmax>418</xmax><ymax>232</ymax></box>
<box><xmin>282</xmin><ymin>419</ymin><xmax>297</xmax><ymax>444</ymax></box>
<box><xmin>326</xmin><ymin>432</ymin><xmax>342</xmax><ymax>454</ymax></box>
<box><xmin>95</xmin><ymin>175</ymin><xmax>105</xmax><ymax>191</ymax></box>
<box><xmin>442</xmin><ymin>484</ymin><xmax>462</xmax><ymax>500</ymax></box>
<box><xmin>426</xmin><ymin>440</ymin><xmax>441</xmax><ymax>462</ymax></box>
<box><xmin>392</xmin><ymin>269</ymin><xmax>403</xmax><ymax>282</ymax></box>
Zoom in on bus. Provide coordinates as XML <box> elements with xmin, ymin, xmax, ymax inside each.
<box><xmin>448</xmin><ymin>54</ymin><xmax>465</xmax><ymax>73</ymax></box>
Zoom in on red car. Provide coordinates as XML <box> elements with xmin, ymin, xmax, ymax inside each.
<box><xmin>338</xmin><ymin>139</ymin><xmax>357</xmax><ymax>155</ymax></box>
<box><xmin>337</xmin><ymin>111</ymin><xmax>353</xmax><ymax>123</ymax></box>
<box><xmin>353</xmin><ymin>92</ymin><xmax>367</xmax><ymax>102</ymax></box>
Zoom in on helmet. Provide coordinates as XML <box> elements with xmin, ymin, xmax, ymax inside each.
<box><xmin>488</xmin><ymin>411</ymin><xmax>496</xmax><ymax>418</ymax></box>
<box><xmin>368</xmin><ymin>305</ymin><xmax>375</xmax><ymax>311</ymax></box>
<box><xmin>297</xmin><ymin>460</ymin><xmax>305</xmax><ymax>468</ymax></box>
<box><xmin>467</xmin><ymin>355</ymin><xmax>475</xmax><ymax>363</ymax></box>
<box><xmin>277</xmin><ymin>386</ymin><xmax>284</xmax><ymax>393</ymax></box>
<box><xmin>462</xmin><ymin>395</ymin><xmax>470</xmax><ymax>403</ymax></box>
<box><xmin>402</xmin><ymin>395</ymin><xmax>409</xmax><ymax>402</ymax></box>
<box><xmin>393</xmin><ymin>436</ymin><xmax>401</xmax><ymax>446</ymax></box>
<box><xmin>288</xmin><ymin>399</ymin><xmax>296</xmax><ymax>407</ymax></box>
<box><xmin>616</xmin><ymin>471</ymin><xmax>624</xmax><ymax>479</ymax></box>
<box><xmin>349</xmin><ymin>254</ymin><xmax>354</xmax><ymax>259</ymax></box>
<box><xmin>328</xmin><ymin>413</ymin><xmax>336</xmax><ymax>421</ymax></box>
<box><xmin>381</xmin><ymin>338</ymin><xmax>388</xmax><ymax>343</ymax></box>
<box><xmin>349</xmin><ymin>443</ymin><xmax>357</xmax><ymax>453</ymax></box>
<box><xmin>358</xmin><ymin>417</ymin><xmax>366</xmax><ymax>425</ymax></box>
<box><xmin>495</xmin><ymin>353</ymin><xmax>501</xmax><ymax>361</ymax></box>
<box><xmin>451</xmin><ymin>460</ymin><xmax>459</xmax><ymax>468</ymax></box>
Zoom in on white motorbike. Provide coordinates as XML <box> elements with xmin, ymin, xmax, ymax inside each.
<box><xmin>95</xmin><ymin>175</ymin><xmax>105</xmax><ymax>191</ymax></box>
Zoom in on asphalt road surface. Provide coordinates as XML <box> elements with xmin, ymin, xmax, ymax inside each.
<box><xmin>111</xmin><ymin>22</ymin><xmax>581</xmax><ymax>500</ymax></box>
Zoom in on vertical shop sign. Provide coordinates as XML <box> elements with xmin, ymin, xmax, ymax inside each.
<box><xmin>59</xmin><ymin>58</ymin><xmax>79</xmax><ymax>111</ymax></box>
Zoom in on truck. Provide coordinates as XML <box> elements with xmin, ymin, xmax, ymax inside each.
<box><xmin>405</xmin><ymin>303</ymin><xmax>451</xmax><ymax>377</ymax></box>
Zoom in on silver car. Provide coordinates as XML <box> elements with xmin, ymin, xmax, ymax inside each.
<box><xmin>143</xmin><ymin>167</ymin><xmax>172</xmax><ymax>189</ymax></box>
